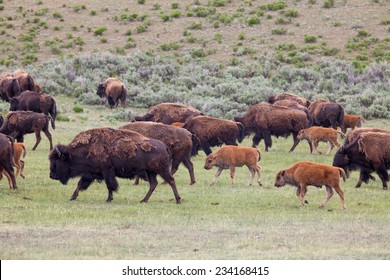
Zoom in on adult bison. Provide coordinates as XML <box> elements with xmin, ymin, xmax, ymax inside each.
<box><xmin>0</xmin><ymin>133</ymin><xmax>17</xmax><ymax>190</ymax></box>
<box><xmin>273</xmin><ymin>99</ymin><xmax>313</xmax><ymax>126</ymax></box>
<box><xmin>0</xmin><ymin>73</ymin><xmax>20</xmax><ymax>102</ymax></box>
<box><xmin>10</xmin><ymin>90</ymin><xmax>57</xmax><ymax>129</ymax></box>
<box><xmin>268</xmin><ymin>93</ymin><xmax>311</xmax><ymax>107</ymax></box>
<box><xmin>182</xmin><ymin>115</ymin><xmax>245</xmax><ymax>155</ymax></box>
<box><xmin>308</xmin><ymin>99</ymin><xmax>344</xmax><ymax>130</ymax></box>
<box><xmin>0</xmin><ymin>111</ymin><xmax>53</xmax><ymax>150</ymax></box>
<box><xmin>49</xmin><ymin>127</ymin><xmax>181</xmax><ymax>204</ymax></box>
<box><xmin>120</xmin><ymin>121</ymin><xmax>199</xmax><ymax>185</ymax></box>
<box><xmin>333</xmin><ymin>131</ymin><xmax>390</xmax><ymax>190</ymax></box>
<box><xmin>14</xmin><ymin>69</ymin><xmax>35</xmax><ymax>92</ymax></box>
<box><xmin>97</xmin><ymin>78</ymin><xmax>127</xmax><ymax>108</ymax></box>
<box><xmin>234</xmin><ymin>103</ymin><xmax>310</xmax><ymax>152</ymax></box>
<box><xmin>134</xmin><ymin>103</ymin><xmax>203</xmax><ymax>124</ymax></box>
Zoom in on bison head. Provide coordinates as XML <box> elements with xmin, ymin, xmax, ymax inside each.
<box><xmin>274</xmin><ymin>170</ymin><xmax>286</xmax><ymax>187</ymax></box>
<box><xmin>296</xmin><ymin>129</ymin><xmax>306</xmax><ymax>140</ymax></box>
<box><xmin>204</xmin><ymin>154</ymin><xmax>217</xmax><ymax>170</ymax></box>
<box><xmin>49</xmin><ymin>145</ymin><xmax>72</xmax><ymax>184</ymax></box>
<box><xmin>332</xmin><ymin>147</ymin><xmax>349</xmax><ymax>172</ymax></box>
<box><xmin>96</xmin><ymin>83</ymin><xmax>106</xmax><ymax>98</ymax></box>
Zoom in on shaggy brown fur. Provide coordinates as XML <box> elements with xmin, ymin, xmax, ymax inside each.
<box><xmin>134</xmin><ymin>103</ymin><xmax>203</xmax><ymax>124</ymax></box>
<box><xmin>183</xmin><ymin>115</ymin><xmax>244</xmax><ymax>155</ymax></box>
<box><xmin>204</xmin><ymin>145</ymin><xmax>261</xmax><ymax>187</ymax></box>
<box><xmin>345</xmin><ymin>127</ymin><xmax>390</xmax><ymax>145</ymax></box>
<box><xmin>308</xmin><ymin>99</ymin><xmax>345</xmax><ymax>129</ymax></box>
<box><xmin>0</xmin><ymin>134</ymin><xmax>17</xmax><ymax>190</ymax></box>
<box><xmin>120</xmin><ymin>121</ymin><xmax>196</xmax><ymax>185</ymax></box>
<box><xmin>234</xmin><ymin>103</ymin><xmax>310</xmax><ymax>152</ymax></box>
<box><xmin>297</xmin><ymin>126</ymin><xmax>345</xmax><ymax>155</ymax></box>
<box><xmin>358</xmin><ymin>132</ymin><xmax>390</xmax><ymax>166</ymax></box>
<box><xmin>14</xmin><ymin>69</ymin><xmax>35</xmax><ymax>92</ymax></box>
<box><xmin>268</xmin><ymin>93</ymin><xmax>311</xmax><ymax>107</ymax></box>
<box><xmin>97</xmin><ymin>78</ymin><xmax>127</xmax><ymax>108</ymax></box>
<box><xmin>341</xmin><ymin>114</ymin><xmax>365</xmax><ymax>134</ymax></box>
<box><xmin>275</xmin><ymin>161</ymin><xmax>346</xmax><ymax>209</ymax></box>
<box><xmin>0</xmin><ymin>74</ymin><xmax>20</xmax><ymax>102</ymax></box>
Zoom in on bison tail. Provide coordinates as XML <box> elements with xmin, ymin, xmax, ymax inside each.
<box><xmin>120</xmin><ymin>85</ymin><xmax>128</xmax><ymax>107</ymax></box>
<box><xmin>190</xmin><ymin>134</ymin><xmax>201</xmax><ymax>156</ymax></box>
<box><xmin>337</xmin><ymin>106</ymin><xmax>345</xmax><ymax>129</ymax></box>
<box><xmin>256</xmin><ymin>149</ymin><xmax>261</xmax><ymax>162</ymax></box>
<box><xmin>50</xmin><ymin>102</ymin><xmax>57</xmax><ymax>130</ymax></box>
<box><xmin>336</xmin><ymin>130</ymin><xmax>346</xmax><ymax>138</ymax></box>
<box><xmin>21</xmin><ymin>143</ymin><xmax>27</xmax><ymax>159</ymax></box>
<box><xmin>338</xmin><ymin>168</ymin><xmax>347</xmax><ymax>182</ymax></box>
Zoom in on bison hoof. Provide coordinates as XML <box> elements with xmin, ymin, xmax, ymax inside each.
<box><xmin>70</xmin><ymin>196</ymin><xmax>77</xmax><ymax>201</ymax></box>
<box><xmin>190</xmin><ymin>181</ymin><xmax>196</xmax><ymax>185</ymax></box>
<box><xmin>384</xmin><ymin>187</ymin><xmax>388</xmax><ymax>190</ymax></box>
<box><xmin>176</xmin><ymin>200</ymin><xmax>181</xmax><ymax>204</ymax></box>
<box><xmin>354</xmin><ymin>185</ymin><xmax>361</xmax><ymax>188</ymax></box>
<box><xmin>140</xmin><ymin>199</ymin><xmax>147</xmax><ymax>203</ymax></box>
<box><xmin>304</xmin><ymin>200</ymin><xmax>309</xmax><ymax>204</ymax></box>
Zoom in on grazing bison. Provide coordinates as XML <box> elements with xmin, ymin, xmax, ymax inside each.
<box><xmin>297</xmin><ymin>126</ymin><xmax>345</xmax><ymax>155</ymax></box>
<box><xmin>268</xmin><ymin>93</ymin><xmax>311</xmax><ymax>107</ymax></box>
<box><xmin>10</xmin><ymin>90</ymin><xmax>57</xmax><ymax>129</ymax></box>
<box><xmin>333</xmin><ymin>131</ymin><xmax>390</xmax><ymax>190</ymax></box>
<box><xmin>204</xmin><ymin>145</ymin><xmax>262</xmax><ymax>187</ymax></box>
<box><xmin>0</xmin><ymin>74</ymin><xmax>20</xmax><ymax>102</ymax></box>
<box><xmin>14</xmin><ymin>69</ymin><xmax>35</xmax><ymax>92</ymax></box>
<box><xmin>182</xmin><ymin>115</ymin><xmax>245</xmax><ymax>155</ymax></box>
<box><xmin>308</xmin><ymin>99</ymin><xmax>345</xmax><ymax>130</ymax></box>
<box><xmin>274</xmin><ymin>161</ymin><xmax>346</xmax><ymax>209</ymax></box>
<box><xmin>120</xmin><ymin>121</ymin><xmax>199</xmax><ymax>185</ymax></box>
<box><xmin>134</xmin><ymin>103</ymin><xmax>203</xmax><ymax>124</ymax></box>
<box><xmin>234</xmin><ymin>103</ymin><xmax>310</xmax><ymax>152</ymax></box>
<box><xmin>97</xmin><ymin>78</ymin><xmax>127</xmax><ymax>108</ymax></box>
<box><xmin>49</xmin><ymin>128</ymin><xmax>181</xmax><ymax>203</ymax></box>
<box><xmin>0</xmin><ymin>111</ymin><xmax>53</xmax><ymax>150</ymax></box>
<box><xmin>341</xmin><ymin>114</ymin><xmax>365</xmax><ymax>134</ymax></box>
<box><xmin>0</xmin><ymin>133</ymin><xmax>17</xmax><ymax>189</ymax></box>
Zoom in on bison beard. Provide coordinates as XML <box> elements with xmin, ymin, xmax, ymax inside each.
<box><xmin>49</xmin><ymin>128</ymin><xmax>181</xmax><ymax>204</ymax></box>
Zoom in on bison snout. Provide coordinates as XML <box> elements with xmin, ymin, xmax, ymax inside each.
<box><xmin>204</xmin><ymin>165</ymin><xmax>211</xmax><ymax>170</ymax></box>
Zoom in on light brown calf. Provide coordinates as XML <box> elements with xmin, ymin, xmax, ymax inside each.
<box><xmin>204</xmin><ymin>145</ymin><xmax>261</xmax><ymax>187</ymax></box>
<box><xmin>274</xmin><ymin>161</ymin><xmax>346</xmax><ymax>209</ymax></box>
<box><xmin>1</xmin><ymin>142</ymin><xmax>26</xmax><ymax>189</ymax></box>
<box><xmin>341</xmin><ymin>114</ymin><xmax>365</xmax><ymax>134</ymax></box>
<box><xmin>297</xmin><ymin>126</ymin><xmax>345</xmax><ymax>154</ymax></box>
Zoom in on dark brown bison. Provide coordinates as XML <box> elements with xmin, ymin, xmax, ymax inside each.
<box><xmin>268</xmin><ymin>93</ymin><xmax>311</xmax><ymax>107</ymax></box>
<box><xmin>0</xmin><ymin>73</ymin><xmax>20</xmax><ymax>102</ymax></box>
<box><xmin>234</xmin><ymin>103</ymin><xmax>310</xmax><ymax>152</ymax></box>
<box><xmin>120</xmin><ymin>121</ymin><xmax>199</xmax><ymax>185</ymax></box>
<box><xmin>333</xmin><ymin>131</ymin><xmax>390</xmax><ymax>190</ymax></box>
<box><xmin>308</xmin><ymin>99</ymin><xmax>344</xmax><ymax>130</ymax></box>
<box><xmin>49</xmin><ymin>127</ymin><xmax>181</xmax><ymax>204</ymax></box>
<box><xmin>10</xmin><ymin>90</ymin><xmax>57</xmax><ymax>129</ymax></box>
<box><xmin>97</xmin><ymin>78</ymin><xmax>127</xmax><ymax>108</ymax></box>
<box><xmin>14</xmin><ymin>69</ymin><xmax>35</xmax><ymax>92</ymax></box>
<box><xmin>0</xmin><ymin>133</ymin><xmax>17</xmax><ymax>189</ymax></box>
<box><xmin>182</xmin><ymin>115</ymin><xmax>245</xmax><ymax>155</ymax></box>
<box><xmin>134</xmin><ymin>103</ymin><xmax>203</xmax><ymax>124</ymax></box>
<box><xmin>273</xmin><ymin>99</ymin><xmax>313</xmax><ymax>126</ymax></box>
<box><xmin>0</xmin><ymin>111</ymin><xmax>53</xmax><ymax>150</ymax></box>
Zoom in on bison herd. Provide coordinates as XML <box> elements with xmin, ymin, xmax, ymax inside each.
<box><xmin>0</xmin><ymin>72</ymin><xmax>389</xmax><ymax>210</ymax></box>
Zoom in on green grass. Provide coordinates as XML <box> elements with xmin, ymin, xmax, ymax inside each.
<box><xmin>0</xmin><ymin>98</ymin><xmax>389</xmax><ymax>259</ymax></box>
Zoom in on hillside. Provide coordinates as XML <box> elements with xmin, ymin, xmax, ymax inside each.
<box><xmin>0</xmin><ymin>0</ymin><xmax>389</xmax><ymax>67</ymax></box>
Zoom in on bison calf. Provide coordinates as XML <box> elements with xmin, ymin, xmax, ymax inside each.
<box><xmin>297</xmin><ymin>126</ymin><xmax>345</xmax><ymax>155</ymax></box>
<box><xmin>341</xmin><ymin>114</ymin><xmax>365</xmax><ymax>134</ymax></box>
<box><xmin>204</xmin><ymin>146</ymin><xmax>262</xmax><ymax>187</ymax></box>
<box><xmin>1</xmin><ymin>142</ymin><xmax>26</xmax><ymax>188</ymax></box>
<box><xmin>274</xmin><ymin>161</ymin><xmax>346</xmax><ymax>209</ymax></box>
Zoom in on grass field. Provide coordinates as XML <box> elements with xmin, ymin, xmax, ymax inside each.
<box><xmin>0</xmin><ymin>96</ymin><xmax>389</xmax><ymax>260</ymax></box>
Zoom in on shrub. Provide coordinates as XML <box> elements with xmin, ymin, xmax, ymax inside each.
<box><xmin>94</xmin><ymin>27</ymin><xmax>107</xmax><ymax>36</ymax></box>
<box><xmin>272</xmin><ymin>28</ymin><xmax>287</xmax><ymax>35</ymax></box>
<box><xmin>137</xmin><ymin>0</ymin><xmax>145</xmax><ymax>4</ymax></box>
<box><xmin>323</xmin><ymin>0</ymin><xmax>334</xmax><ymax>8</ymax></box>
<box><xmin>171</xmin><ymin>2</ymin><xmax>179</xmax><ymax>9</ymax></box>
<box><xmin>73</xmin><ymin>105</ymin><xmax>84</xmax><ymax>113</ymax></box>
<box><xmin>304</xmin><ymin>35</ymin><xmax>317</xmax><ymax>43</ymax></box>
<box><xmin>247</xmin><ymin>16</ymin><xmax>260</xmax><ymax>25</ymax></box>
<box><xmin>284</xmin><ymin>9</ymin><xmax>299</xmax><ymax>18</ymax></box>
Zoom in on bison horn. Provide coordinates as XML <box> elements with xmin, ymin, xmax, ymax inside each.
<box><xmin>55</xmin><ymin>146</ymin><xmax>62</xmax><ymax>157</ymax></box>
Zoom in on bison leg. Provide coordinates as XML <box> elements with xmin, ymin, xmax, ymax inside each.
<box><xmin>252</xmin><ymin>133</ymin><xmax>262</xmax><ymax>148</ymax></box>
<box><xmin>140</xmin><ymin>172</ymin><xmax>158</xmax><ymax>203</ymax></box>
<box><xmin>326</xmin><ymin>142</ymin><xmax>335</xmax><ymax>155</ymax></box>
<box><xmin>229</xmin><ymin>166</ymin><xmax>236</xmax><ymax>187</ymax></box>
<box><xmin>202</xmin><ymin>143</ymin><xmax>213</xmax><ymax>155</ymax></box>
<box><xmin>210</xmin><ymin>167</ymin><xmax>223</xmax><ymax>186</ymax></box>
<box><xmin>182</xmin><ymin>157</ymin><xmax>196</xmax><ymax>185</ymax></box>
<box><xmin>254</xmin><ymin>164</ymin><xmax>262</xmax><ymax>186</ymax></box>
<box><xmin>289</xmin><ymin>132</ymin><xmax>300</xmax><ymax>152</ymax></box>
<box><xmin>247</xmin><ymin>166</ymin><xmax>255</xmax><ymax>186</ymax></box>
<box><xmin>3</xmin><ymin>170</ymin><xmax>17</xmax><ymax>190</ymax></box>
<box><xmin>102</xmin><ymin>168</ymin><xmax>119</xmax><ymax>202</ymax></box>
<box><xmin>320</xmin><ymin>185</ymin><xmax>334</xmax><ymax>208</ymax></box>
<box><xmin>298</xmin><ymin>183</ymin><xmax>308</xmax><ymax>206</ymax></box>
<box><xmin>70</xmin><ymin>174</ymin><xmax>94</xmax><ymax>200</ymax></box>
<box><xmin>43</xmin><ymin>128</ymin><xmax>53</xmax><ymax>150</ymax></box>
<box><xmin>333</xmin><ymin>185</ymin><xmax>346</xmax><ymax>209</ymax></box>
<box><xmin>32</xmin><ymin>131</ymin><xmax>42</xmax><ymax>150</ymax></box>
<box><xmin>160</xmin><ymin>171</ymin><xmax>181</xmax><ymax>204</ymax></box>
<box><xmin>375</xmin><ymin>165</ymin><xmax>389</xmax><ymax>190</ymax></box>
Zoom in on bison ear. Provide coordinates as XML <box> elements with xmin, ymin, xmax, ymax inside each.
<box><xmin>281</xmin><ymin>170</ymin><xmax>285</xmax><ymax>176</ymax></box>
